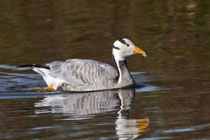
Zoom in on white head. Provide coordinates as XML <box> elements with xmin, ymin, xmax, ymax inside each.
<box><xmin>112</xmin><ymin>38</ymin><xmax>147</xmax><ymax>61</ymax></box>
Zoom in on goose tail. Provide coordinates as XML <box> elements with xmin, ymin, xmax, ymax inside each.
<box><xmin>18</xmin><ymin>64</ymin><xmax>60</xmax><ymax>89</ymax></box>
<box><xmin>17</xmin><ymin>64</ymin><xmax>50</xmax><ymax>69</ymax></box>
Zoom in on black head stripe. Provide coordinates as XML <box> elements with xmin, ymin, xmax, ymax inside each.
<box><xmin>118</xmin><ymin>38</ymin><xmax>127</xmax><ymax>45</ymax></box>
<box><xmin>113</xmin><ymin>45</ymin><xmax>120</xmax><ymax>50</ymax></box>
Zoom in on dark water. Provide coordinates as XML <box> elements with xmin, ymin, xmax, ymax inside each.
<box><xmin>0</xmin><ymin>0</ymin><xmax>210</xmax><ymax>139</ymax></box>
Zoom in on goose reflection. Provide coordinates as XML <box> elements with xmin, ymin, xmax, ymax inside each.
<box><xmin>35</xmin><ymin>88</ymin><xmax>149</xmax><ymax>139</ymax></box>
<box><xmin>115</xmin><ymin>89</ymin><xmax>149</xmax><ymax>140</ymax></box>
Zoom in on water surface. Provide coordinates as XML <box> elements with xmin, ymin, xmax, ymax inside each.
<box><xmin>0</xmin><ymin>0</ymin><xmax>210</xmax><ymax>139</ymax></box>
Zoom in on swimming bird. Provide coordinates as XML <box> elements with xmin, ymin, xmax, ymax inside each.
<box><xmin>19</xmin><ymin>38</ymin><xmax>147</xmax><ymax>91</ymax></box>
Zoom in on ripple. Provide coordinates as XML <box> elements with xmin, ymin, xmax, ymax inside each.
<box><xmin>135</xmin><ymin>84</ymin><xmax>160</xmax><ymax>92</ymax></box>
<box><xmin>161</xmin><ymin>124</ymin><xmax>210</xmax><ymax>134</ymax></box>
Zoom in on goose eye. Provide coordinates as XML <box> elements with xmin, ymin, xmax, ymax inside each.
<box><xmin>127</xmin><ymin>44</ymin><xmax>129</xmax><ymax>47</ymax></box>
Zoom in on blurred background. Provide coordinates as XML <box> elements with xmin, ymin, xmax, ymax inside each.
<box><xmin>0</xmin><ymin>0</ymin><xmax>210</xmax><ymax>139</ymax></box>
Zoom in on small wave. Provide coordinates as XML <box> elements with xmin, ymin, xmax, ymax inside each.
<box><xmin>161</xmin><ymin>124</ymin><xmax>210</xmax><ymax>134</ymax></box>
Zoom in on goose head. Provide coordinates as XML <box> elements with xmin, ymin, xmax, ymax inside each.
<box><xmin>112</xmin><ymin>38</ymin><xmax>147</xmax><ymax>61</ymax></box>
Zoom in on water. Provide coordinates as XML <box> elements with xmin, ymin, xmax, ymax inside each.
<box><xmin>0</xmin><ymin>0</ymin><xmax>210</xmax><ymax>139</ymax></box>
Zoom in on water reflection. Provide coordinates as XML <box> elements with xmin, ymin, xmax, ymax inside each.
<box><xmin>35</xmin><ymin>89</ymin><xmax>149</xmax><ymax>139</ymax></box>
<box><xmin>116</xmin><ymin>118</ymin><xmax>149</xmax><ymax>140</ymax></box>
<box><xmin>115</xmin><ymin>89</ymin><xmax>149</xmax><ymax>140</ymax></box>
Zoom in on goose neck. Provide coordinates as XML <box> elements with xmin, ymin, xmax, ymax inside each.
<box><xmin>112</xmin><ymin>56</ymin><xmax>134</xmax><ymax>85</ymax></box>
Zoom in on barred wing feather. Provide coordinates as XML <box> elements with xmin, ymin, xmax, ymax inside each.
<box><xmin>46</xmin><ymin>59</ymin><xmax>117</xmax><ymax>86</ymax></box>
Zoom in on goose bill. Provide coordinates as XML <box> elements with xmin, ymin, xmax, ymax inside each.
<box><xmin>134</xmin><ymin>46</ymin><xmax>147</xmax><ymax>57</ymax></box>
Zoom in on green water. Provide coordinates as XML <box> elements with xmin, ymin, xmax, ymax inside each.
<box><xmin>0</xmin><ymin>0</ymin><xmax>210</xmax><ymax>139</ymax></box>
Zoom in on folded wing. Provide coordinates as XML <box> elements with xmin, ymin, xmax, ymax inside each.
<box><xmin>46</xmin><ymin>59</ymin><xmax>117</xmax><ymax>86</ymax></box>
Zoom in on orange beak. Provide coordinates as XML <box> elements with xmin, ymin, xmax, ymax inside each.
<box><xmin>133</xmin><ymin>46</ymin><xmax>147</xmax><ymax>57</ymax></box>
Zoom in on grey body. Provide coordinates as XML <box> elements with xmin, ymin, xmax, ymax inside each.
<box><xmin>26</xmin><ymin>38</ymin><xmax>146</xmax><ymax>92</ymax></box>
<box><xmin>41</xmin><ymin>59</ymin><xmax>134</xmax><ymax>91</ymax></box>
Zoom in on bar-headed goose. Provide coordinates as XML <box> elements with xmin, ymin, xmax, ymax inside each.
<box><xmin>19</xmin><ymin>38</ymin><xmax>147</xmax><ymax>91</ymax></box>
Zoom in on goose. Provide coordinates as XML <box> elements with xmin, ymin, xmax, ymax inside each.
<box><xmin>19</xmin><ymin>38</ymin><xmax>147</xmax><ymax>91</ymax></box>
